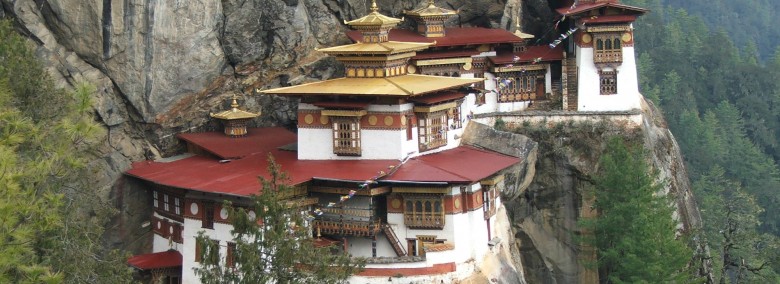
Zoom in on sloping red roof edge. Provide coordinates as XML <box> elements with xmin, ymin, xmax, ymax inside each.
<box><xmin>127</xmin><ymin>250</ymin><xmax>182</xmax><ymax>270</ymax></box>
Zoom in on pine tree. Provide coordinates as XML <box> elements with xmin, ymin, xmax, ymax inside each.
<box><xmin>581</xmin><ymin>137</ymin><xmax>692</xmax><ymax>283</ymax></box>
<box><xmin>694</xmin><ymin>167</ymin><xmax>780</xmax><ymax>283</ymax></box>
<box><xmin>194</xmin><ymin>154</ymin><xmax>365</xmax><ymax>284</ymax></box>
<box><xmin>0</xmin><ymin>19</ymin><xmax>133</xmax><ymax>283</ymax></box>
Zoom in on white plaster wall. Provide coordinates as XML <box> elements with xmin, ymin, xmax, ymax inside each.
<box><xmin>297</xmin><ymin>128</ymin><xmax>408</xmax><ymax>160</ymax></box>
<box><xmin>181</xmin><ymin>218</ymin><xmax>236</xmax><ymax>284</ymax></box>
<box><xmin>576</xmin><ymin>46</ymin><xmax>641</xmax><ymax>111</ymax></box>
<box><xmin>151</xmin><ymin>213</ymin><xmax>183</xmax><ymax>252</ymax></box>
<box><xmin>344</xmin><ymin>236</ymin><xmax>396</xmax><ymax>258</ymax></box>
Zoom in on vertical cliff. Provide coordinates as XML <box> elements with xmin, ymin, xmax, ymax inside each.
<box><xmin>491</xmin><ymin>98</ymin><xmax>704</xmax><ymax>283</ymax></box>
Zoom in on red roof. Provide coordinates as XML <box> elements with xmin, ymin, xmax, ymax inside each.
<box><xmin>127</xmin><ymin>129</ymin><xmax>521</xmax><ymax>197</ymax></box>
<box><xmin>386</xmin><ymin>146</ymin><xmax>520</xmax><ymax>183</ymax></box>
<box><xmin>127</xmin><ymin>250</ymin><xmax>182</xmax><ymax>270</ymax></box>
<box><xmin>312</xmin><ymin>101</ymin><xmax>370</xmax><ymax>109</ymax></box>
<box><xmin>178</xmin><ymin>127</ymin><xmax>296</xmax><ymax>159</ymax></box>
<box><xmin>413</xmin><ymin>49</ymin><xmax>480</xmax><ymax>60</ymax></box>
<box><xmin>491</xmin><ymin>45</ymin><xmax>565</xmax><ymax>65</ymax></box>
<box><xmin>408</xmin><ymin>91</ymin><xmax>467</xmax><ymax>104</ymax></box>
<box><xmin>579</xmin><ymin>15</ymin><xmax>638</xmax><ymax>24</ymax></box>
<box><xmin>347</xmin><ymin>28</ymin><xmax>523</xmax><ymax>47</ymax></box>
<box><xmin>556</xmin><ymin>2</ymin><xmax>647</xmax><ymax>16</ymax></box>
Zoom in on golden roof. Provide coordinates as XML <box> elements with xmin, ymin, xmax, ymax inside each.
<box><xmin>210</xmin><ymin>96</ymin><xmax>260</xmax><ymax>120</ymax></box>
<box><xmin>317</xmin><ymin>41</ymin><xmax>433</xmax><ymax>55</ymax></box>
<box><xmin>345</xmin><ymin>0</ymin><xmax>402</xmax><ymax>27</ymax></box>
<box><xmin>260</xmin><ymin>74</ymin><xmax>482</xmax><ymax>97</ymax></box>
<box><xmin>405</xmin><ymin>0</ymin><xmax>457</xmax><ymax>17</ymax></box>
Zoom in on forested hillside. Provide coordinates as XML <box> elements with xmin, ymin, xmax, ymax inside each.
<box><xmin>623</xmin><ymin>0</ymin><xmax>780</xmax><ymax>282</ymax></box>
<box><xmin>665</xmin><ymin>0</ymin><xmax>780</xmax><ymax>61</ymax></box>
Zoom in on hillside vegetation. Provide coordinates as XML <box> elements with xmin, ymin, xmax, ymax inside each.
<box><xmin>623</xmin><ymin>0</ymin><xmax>780</xmax><ymax>281</ymax></box>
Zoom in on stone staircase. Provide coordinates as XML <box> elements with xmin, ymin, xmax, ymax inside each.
<box><xmin>381</xmin><ymin>224</ymin><xmax>407</xmax><ymax>256</ymax></box>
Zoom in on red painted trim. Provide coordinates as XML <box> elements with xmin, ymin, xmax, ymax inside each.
<box><xmin>357</xmin><ymin>262</ymin><xmax>456</xmax><ymax>277</ymax></box>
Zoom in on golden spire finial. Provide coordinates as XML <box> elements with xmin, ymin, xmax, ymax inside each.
<box><xmin>370</xmin><ymin>0</ymin><xmax>378</xmax><ymax>12</ymax></box>
<box><xmin>428</xmin><ymin>0</ymin><xmax>435</xmax><ymax>6</ymax></box>
<box><xmin>230</xmin><ymin>94</ymin><xmax>239</xmax><ymax>111</ymax></box>
<box><xmin>515</xmin><ymin>16</ymin><xmax>520</xmax><ymax>29</ymax></box>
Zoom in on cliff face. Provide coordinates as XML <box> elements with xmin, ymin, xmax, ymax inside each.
<box><xmin>2</xmin><ymin>1</ymin><xmax>703</xmax><ymax>282</ymax></box>
<box><xmin>496</xmin><ymin>99</ymin><xmax>704</xmax><ymax>283</ymax></box>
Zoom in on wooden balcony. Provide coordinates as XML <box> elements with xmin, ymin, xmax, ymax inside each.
<box><xmin>313</xmin><ymin>219</ymin><xmax>381</xmax><ymax>237</ymax></box>
<box><xmin>594</xmin><ymin>51</ymin><xmax>623</xmax><ymax>64</ymax></box>
<box><xmin>404</xmin><ymin>213</ymin><xmax>445</xmax><ymax>229</ymax></box>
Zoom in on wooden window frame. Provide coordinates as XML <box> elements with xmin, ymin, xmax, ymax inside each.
<box><xmin>403</xmin><ymin>196</ymin><xmax>445</xmax><ymax>229</ymax></box>
<box><xmin>483</xmin><ymin>186</ymin><xmax>498</xmax><ymax>219</ymax></box>
<box><xmin>226</xmin><ymin>242</ymin><xmax>236</xmax><ymax>268</ymax></box>
<box><xmin>417</xmin><ymin>111</ymin><xmax>448</xmax><ymax>151</ymax></box>
<box><xmin>406</xmin><ymin>115</ymin><xmax>414</xmax><ymax>141</ymax></box>
<box><xmin>599</xmin><ymin>70</ymin><xmax>618</xmax><ymax>95</ymax></box>
<box><xmin>450</xmin><ymin>104</ymin><xmax>462</xmax><ymax>130</ymax></box>
<box><xmin>593</xmin><ymin>33</ymin><xmax>623</xmax><ymax>64</ymax></box>
<box><xmin>153</xmin><ymin>191</ymin><xmax>159</xmax><ymax>208</ymax></box>
<box><xmin>332</xmin><ymin>117</ymin><xmax>361</xmax><ymax>156</ymax></box>
<box><xmin>202</xmin><ymin>202</ymin><xmax>215</xmax><ymax>229</ymax></box>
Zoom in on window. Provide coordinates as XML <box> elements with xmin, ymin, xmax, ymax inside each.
<box><xmin>497</xmin><ymin>70</ymin><xmax>545</xmax><ymax>102</ymax></box>
<box><xmin>483</xmin><ymin>186</ymin><xmax>498</xmax><ymax>219</ymax></box>
<box><xmin>163</xmin><ymin>194</ymin><xmax>169</xmax><ymax>211</ymax></box>
<box><xmin>451</xmin><ymin>105</ymin><xmax>462</xmax><ymax>129</ymax></box>
<box><xmin>226</xmin><ymin>242</ymin><xmax>236</xmax><ymax>268</ymax></box>
<box><xmin>153</xmin><ymin>191</ymin><xmax>158</xmax><ymax>208</ymax></box>
<box><xmin>195</xmin><ymin>239</ymin><xmax>219</xmax><ymax>263</ymax></box>
<box><xmin>403</xmin><ymin>196</ymin><xmax>445</xmax><ymax>229</ymax></box>
<box><xmin>406</xmin><ymin>116</ymin><xmax>414</xmax><ymax>141</ymax></box>
<box><xmin>418</xmin><ymin>111</ymin><xmax>448</xmax><ymax>151</ymax></box>
<box><xmin>202</xmin><ymin>202</ymin><xmax>214</xmax><ymax>229</ymax></box>
<box><xmin>600</xmin><ymin>71</ymin><xmax>618</xmax><ymax>95</ymax></box>
<box><xmin>332</xmin><ymin>117</ymin><xmax>361</xmax><ymax>156</ymax></box>
<box><xmin>174</xmin><ymin>198</ymin><xmax>181</xmax><ymax>215</ymax></box>
<box><xmin>593</xmin><ymin>33</ymin><xmax>623</xmax><ymax>63</ymax></box>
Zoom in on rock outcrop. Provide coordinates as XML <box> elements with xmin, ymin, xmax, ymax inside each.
<box><xmin>492</xmin><ymin>98</ymin><xmax>704</xmax><ymax>283</ymax></box>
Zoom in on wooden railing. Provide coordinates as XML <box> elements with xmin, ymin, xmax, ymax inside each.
<box><xmin>594</xmin><ymin>51</ymin><xmax>623</xmax><ymax>64</ymax></box>
<box><xmin>313</xmin><ymin>219</ymin><xmax>381</xmax><ymax>237</ymax></box>
<box><xmin>320</xmin><ymin>207</ymin><xmax>372</xmax><ymax>218</ymax></box>
<box><xmin>403</xmin><ymin>213</ymin><xmax>445</xmax><ymax>229</ymax></box>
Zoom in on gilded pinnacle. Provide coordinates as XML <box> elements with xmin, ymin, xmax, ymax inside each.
<box><xmin>230</xmin><ymin>95</ymin><xmax>240</xmax><ymax>110</ymax></box>
<box><xmin>371</xmin><ymin>0</ymin><xmax>378</xmax><ymax>12</ymax></box>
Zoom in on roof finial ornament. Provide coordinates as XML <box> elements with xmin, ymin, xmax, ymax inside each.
<box><xmin>370</xmin><ymin>0</ymin><xmax>378</xmax><ymax>12</ymax></box>
<box><xmin>230</xmin><ymin>94</ymin><xmax>240</xmax><ymax>111</ymax></box>
<box><xmin>428</xmin><ymin>0</ymin><xmax>435</xmax><ymax>7</ymax></box>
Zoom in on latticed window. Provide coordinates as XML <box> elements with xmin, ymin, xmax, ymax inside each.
<box><xmin>497</xmin><ymin>70</ymin><xmax>545</xmax><ymax>102</ymax></box>
<box><xmin>450</xmin><ymin>106</ymin><xmax>462</xmax><ymax>129</ymax></box>
<box><xmin>332</xmin><ymin>117</ymin><xmax>361</xmax><ymax>156</ymax></box>
<box><xmin>483</xmin><ymin>186</ymin><xmax>498</xmax><ymax>219</ymax></box>
<box><xmin>594</xmin><ymin>33</ymin><xmax>623</xmax><ymax>63</ymax></box>
<box><xmin>153</xmin><ymin>191</ymin><xmax>158</xmax><ymax>208</ymax></box>
<box><xmin>404</xmin><ymin>196</ymin><xmax>445</xmax><ymax>229</ymax></box>
<box><xmin>600</xmin><ymin>71</ymin><xmax>618</xmax><ymax>95</ymax></box>
<box><xmin>418</xmin><ymin>111</ymin><xmax>448</xmax><ymax>151</ymax></box>
<box><xmin>163</xmin><ymin>194</ymin><xmax>170</xmax><ymax>211</ymax></box>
